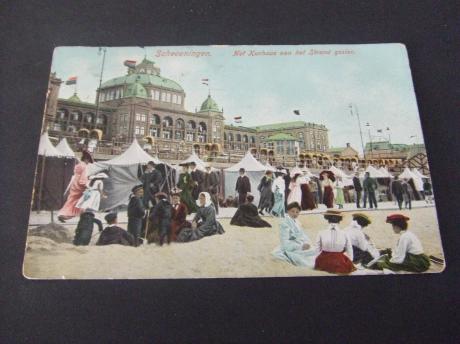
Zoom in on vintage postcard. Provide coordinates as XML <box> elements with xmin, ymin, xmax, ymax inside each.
<box><xmin>23</xmin><ymin>44</ymin><xmax>445</xmax><ymax>279</ymax></box>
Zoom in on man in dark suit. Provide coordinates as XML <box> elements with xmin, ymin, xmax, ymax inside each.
<box><xmin>139</xmin><ymin>161</ymin><xmax>163</xmax><ymax>208</ymax></box>
<box><xmin>363</xmin><ymin>172</ymin><xmax>378</xmax><ymax>209</ymax></box>
<box><xmin>391</xmin><ymin>175</ymin><xmax>404</xmax><ymax>210</ymax></box>
<box><xmin>352</xmin><ymin>172</ymin><xmax>363</xmax><ymax>208</ymax></box>
<box><xmin>97</xmin><ymin>212</ymin><xmax>136</xmax><ymax>246</ymax></box>
<box><xmin>235</xmin><ymin>168</ymin><xmax>251</xmax><ymax>205</ymax></box>
<box><xmin>127</xmin><ymin>184</ymin><xmax>146</xmax><ymax>246</ymax></box>
<box><xmin>189</xmin><ymin>161</ymin><xmax>204</xmax><ymax>201</ymax></box>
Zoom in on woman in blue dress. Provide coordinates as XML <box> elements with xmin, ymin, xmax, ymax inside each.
<box><xmin>272</xmin><ymin>202</ymin><xmax>318</xmax><ymax>267</ymax></box>
<box><xmin>271</xmin><ymin>171</ymin><xmax>286</xmax><ymax>217</ymax></box>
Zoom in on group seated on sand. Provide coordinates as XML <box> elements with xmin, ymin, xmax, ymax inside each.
<box><xmin>272</xmin><ymin>202</ymin><xmax>433</xmax><ymax>274</ymax></box>
<box><xmin>73</xmin><ymin>185</ymin><xmax>438</xmax><ymax>275</ymax></box>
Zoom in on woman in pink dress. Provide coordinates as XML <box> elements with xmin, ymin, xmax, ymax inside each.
<box><xmin>58</xmin><ymin>150</ymin><xmax>93</xmax><ymax>222</ymax></box>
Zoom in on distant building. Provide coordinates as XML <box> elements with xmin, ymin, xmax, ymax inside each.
<box><xmin>45</xmin><ymin>58</ymin><xmax>329</xmax><ymax>162</ymax></box>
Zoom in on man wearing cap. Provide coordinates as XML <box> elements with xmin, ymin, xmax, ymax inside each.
<box><xmin>235</xmin><ymin>168</ymin><xmax>251</xmax><ymax>206</ymax></box>
<box><xmin>314</xmin><ymin>210</ymin><xmax>356</xmax><ymax>274</ymax></box>
<box><xmin>147</xmin><ymin>192</ymin><xmax>173</xmax><ymax>245</ymax></box>
<box><xmin>373</xmin><ymin>214</ymin><xmax>430</xmax><ymax>272</ymax></box>
<box><xmin>203</xmin><ymin>164</ymin><xmax>220</xmax><ymax>214</ymax></box>
<box><xmin>96</xmin><ymin>213</ymin><xmax>136</xmax><ymax>246</ymax></box>
<box><xmin>343</xmin><ymin>213</ymin><xmax>379</xmax><ymax>265</ymax></box>
<box><xmin>189</xmin><ymin>161</ymin><xmax>205</xmax><ymax>201</ymax></box>
<box><xmin>127</xmin><ymin>184</ymin><xmax>146</xmax><ymax>246</ymax></box>
<box><xmin>352</xmin><ymin>172</ymin><xmax>363</xmax><ymax>208</ymax></box>
<box><xmin>139</xmin><ymin>161</ymin><xmax>163</xmax><ymax>208</ymax></box>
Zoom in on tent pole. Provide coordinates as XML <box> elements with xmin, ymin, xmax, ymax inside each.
<box><xmin>37</xmin><ymin>153</ymin><xmax>47</xmax><ymax>214</ymax></box>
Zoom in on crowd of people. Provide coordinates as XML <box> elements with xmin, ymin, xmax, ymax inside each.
<box><xmin>54</xmin><ymin>150</ymin><xmax>438</xmax><ymax>275</ymax></box>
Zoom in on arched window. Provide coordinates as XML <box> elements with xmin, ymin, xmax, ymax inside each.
<box><xmin>243</xmin><ymin>135</ymin><xmax>248</xmax><ymax>143</ymax></box>
<box><xmin>176</xmin><ymin>118</ymin><xmax>185</xmax><ymax>129</ymax></box>
<box><xmin>198</xmin><ymin>122</ymin><xmax>207</xmax><ymax>132</ymax></box>
<box><xmin>70</xmin><ymin>110</ymin><xmax>82</xmax><ymax>122</ymax></box>
<box><xmin>236</xmin><ymin>134</ymin><xmax>241</xmax><ymax>142</ymax></box>
<box><xmin>187</xmin><ymin>120</ymin><xmax>196</xmax><ymax>130</ymax></box>
<box><xmin>228</xmin><ymin>133</ymin><xmax>234</xmax><ymax>141</ymax></box>
<box><xmin>162</xmin><ymin>116</ymin><xmax>173</xmax><ymax>127</ymax></box>
<box><xmin>57</xmin><ymin>108</ymin><xmax>69</xmax><ymax>120</ymax></box>
<box><xmin>224</xmin><ymin>133</ymin><xmax>227</xmax><ymax>141</ymax></box>
<box><xmin>150</xmin><ymin>114</ymin><xmax>160</xmax><ymax>125</ymax></box>
<box><xmin>85</xmin><ymin>113</ymin><xmax>94</xmax><ymax>123</ymax></box>
<box><xmin>250</xmin><ymin>136</ymin><xmax>255</xmax><ymax>144</ymax></box>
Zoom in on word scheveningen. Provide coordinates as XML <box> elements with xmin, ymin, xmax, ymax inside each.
<box><xmin>155</xmin><ymin>49</ymin><xmax>211</xmax><ymax>58</ymax></box>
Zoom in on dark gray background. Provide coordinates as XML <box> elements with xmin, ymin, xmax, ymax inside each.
<box><xmin>1</xmin><ymin>1</ymin><xmax>459</xmax><ymax>342</ymax></box>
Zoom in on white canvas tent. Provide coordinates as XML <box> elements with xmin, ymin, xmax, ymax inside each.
<box><xmin>179</xmin><ymin>151</ymin><xmax>207</xmax><ymax>171</ymax></box>
<box><xmin>360</xmin><ymin>165</ymin><xmax>386</xmax><ymax>178</ymax></box>
<box><xmin>55</xmin><ymin>138</ymin><xmax>76</xmax><ymax>158</ymax></box>
<box><xmin>398</xmin><ymin>167</ymin><xmax>418</xmax><ymax>180</ymax></box>
<box><xmin>224</xmin><ymin>151</ymin><xmax>267</xmax><ymax>205</ymax></box>
<box><xmin>265</xmin><ymin>163</ymin><xmax>277</xmax><ymax>172</ymax></box>
<box><xmin>38</xmin><ymin>132</ymin><xmax>64</xmax><ymax>157</ymax></box>
<box><xmin>378</xmin><ymin>166</ymin><xmax>394</xmax><ymax>178</ymax></box>
<box><xmin>86</xmin><ymin>139</ymin><xmax>172</xmax><ymax>210</ymax></box>
<box><xmin>411</xmin><ymin>168</ymin><xmax>429</xmax><ymax>179</ymax></box>
<box><xmin>328</xmin><ymin>165</ymin><xmax>354</xmax><ymax>186</ymax></box>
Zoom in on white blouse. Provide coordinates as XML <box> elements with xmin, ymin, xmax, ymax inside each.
<box><xmin>390</xmin><ymin>230</ymin><xmax>425</xmax><ymax>264</ymax></box>
<box><xmin>316</xmin><ymin>224</ymin><xmax>353</xmax><ymax>260</ymax></box>
<box><xmin>344</xmin><ymin>221</ymin><xmax>379</xmax><ymax>259</ymax></box>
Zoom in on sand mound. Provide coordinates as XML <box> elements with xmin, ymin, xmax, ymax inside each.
<box><xmin>28</xmin><ymin>223</ymin><xmax>74</xmax><ymax>244</ymax></box>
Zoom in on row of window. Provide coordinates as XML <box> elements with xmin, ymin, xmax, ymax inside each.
<box><xmin>120</xmin><ymin>113</ymin><xmax>216</xmax><ymax>131</ymax></box>
<box><xmin>99</xmin><ymin>87</ymin><xmax>183</xmax><ymax>104</ymax></box>
<box><xmin>57</xmin><ymin>109</ymin><xmax>107</xmax><ymax>125</ymax></box>
<box><xmin>134</xmin><ymin>126</ymin><xmax>208</xmax><ymax>142</ymax></box>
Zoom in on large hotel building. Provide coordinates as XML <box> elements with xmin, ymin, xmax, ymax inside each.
<box><xmin>45</xmin><ymin>58</ymin><xmax>330</xmax><ymax>166</ymax></box>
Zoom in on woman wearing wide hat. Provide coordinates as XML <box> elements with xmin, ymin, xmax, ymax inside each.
<box><xmin>314</xmin><ymin>209</ymin><xmax>356</xmax><ymax>274</ymax></box>
<box><xmin>319</xmin><ymin>170</ymin><xmax>335</xmax><ymax>209</ymax></box>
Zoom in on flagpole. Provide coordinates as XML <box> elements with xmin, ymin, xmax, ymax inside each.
<box><xmin>349</xmin><ymin>103</ymin><xmax>366</xmax><ymax>161</ymax></box>
<box><xmin>95</xmin><ymin>47</ymin><xmax>107</xmax><ymax>124</ymax></box>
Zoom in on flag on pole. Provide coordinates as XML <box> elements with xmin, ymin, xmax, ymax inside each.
<box><xmin>65</xmin><ymin>76</ymin><xmax>77</xmax><ymax>85</ymax></box>
<box><xmin>201</xmin><ymin>78</ymin><xmax>209</xmax><ymax>81</ymax></box>
<box><xmin>234</xmin><ymin>116</ymin><xmax>242</xmax><ymax>123</ymax></box>
<box><xmin>202</xmin><ymin>82</ymin><xmax>208</xmax><ymax>86</ymax></box>
<box><xmin>124</xmin><ymin>60</ymin><xmax>137</xmax><ymax>68</ymax></box>
<box><xmin>293</xmin><ymin>110</ymin><xmax>301</xmax><ymax>115</ymax></box>
<box><xmin>377</xmin><ymin>129</ymin><xmax>383</xmax><ymax>133</ymax></box>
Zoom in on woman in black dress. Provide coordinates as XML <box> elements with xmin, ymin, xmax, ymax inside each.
<box><xmin>231</xmin><ymin>195</ymin><xmax>272</xmax><ymax>228</ymax></box>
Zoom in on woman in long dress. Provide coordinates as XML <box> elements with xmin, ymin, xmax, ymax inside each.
<box><xmin>76</xmin><ymin>172</ymin><xmax>108</xmax><ymax>212</ymax></box>
<box><xmin>271</xmin><ymin>172</ymin><xmax>286</xmax><ymax>217</ymax></box>
<box><xmin>320</xmin><ymin>171</ymin><xmax>335</xmax><ymax>209</ymax></box>
<box><xmin>177</xmin><ymin>164</ymin><xmax>197</xmax><ymax>214</ymax></box>
<box><xmin>272</xmin><ymin>202</ymin><xmax>318</xmax><ymax>267</ymax></box>
<box><xmin>334</xmin><ymin>176</ymin><xmax>345</xmax><ymax>209</ymax></box>
<box><xmin>170</xmin><ymin>191</ymin><xmax>191</xmax><ymax>241</ymax></box>
<box><xmin>287</xmin><ymin>173</ymin><xmax>302</xmax><ymax>205</ymax></box>
<box><xmin>300</xmin><ymin>175</ymin><xmax>316</xmax><ymax>210</ymax></box>
<box><xmin>257</xmin><ymin>170</ymin><xmax>274</xmax><ymax>215</ymax></box>
<box><xmin>177</xmin><ymin>192</ymin><xmax>225</xmax><ymax>242</ymax></box>
<box><xmin>58</xmin><ymin>150</ymin><xmax>93</xmax><ymax>222</ymax></box>
<box><xmin>231</xmin><ymin>194</ymin><xmax>271</xmax><ymax>228</ymax></box>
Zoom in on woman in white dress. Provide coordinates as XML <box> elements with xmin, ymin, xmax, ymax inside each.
<box><xmin>76</xmin><ymin>172</ymin><xmax>108</xmax><ymax>212</ymax></box>
<box><xmin>287</xmin><ymin>173</ymin><xmax>302</xmax><ymax>205</ymax></box>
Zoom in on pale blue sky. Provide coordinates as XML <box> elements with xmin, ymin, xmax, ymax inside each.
<box><xmin>51</xmin><ymin>44</ymin><xmax>425</xmax><ymax>152</ymax></box>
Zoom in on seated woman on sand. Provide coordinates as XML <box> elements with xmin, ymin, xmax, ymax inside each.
<box><xmin>372</xmin><ymin>214</ymin><xmax>430</xmax><ymax>272</ymax></box>
<box><xmin>314</xmin><ymin>209</ymin><xmax>356</xmax><ymax>274</ymax></box>
<box><xmin>272</xmin><ymin>202</ymin><xmax>318</xmax><ymax>267</ymax></box>
<box><xmin>230</xmin><ymin>194</ymin><xmax>271</xmax><ymax>228</ymax></box>
<box><xmin>177</xmin><ymin>192</ymin><xmax>225</xmax><ymax>243</ymax></box>
<box><xmin>343</xmin><ymin>213</ymin><xmax>380</xmax><ymax>265</ymax></box>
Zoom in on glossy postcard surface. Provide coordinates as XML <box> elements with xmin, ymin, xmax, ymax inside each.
<box><xmin>23</xmin><ymin>44</ymin><xmax>445</xmax><ymax>279</ymax></box>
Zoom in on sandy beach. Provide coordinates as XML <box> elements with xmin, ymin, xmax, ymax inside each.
<box><xmin>23</xmin><ymin>202</ymin><xmax>445</xmax><ymax>279</ymax></box>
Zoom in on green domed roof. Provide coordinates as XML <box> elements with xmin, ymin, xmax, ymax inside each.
<box><xmin>125</xmin><ymin>81</ymin><xmax>148</xmax><ymax>98</ymax></box>
<box><xmin>199</xmin><ymin>95</ymin><xmax>222</xmax><ymax>113</ymax></box>
<box><xmin>101</xmin><ymin>73</ymin><xmax>184</xmax><ymax>92</ymax></box>
<box><xmin>68</xmin><ymin>93</ymin><xmax>81</xmax><ymax>102</ymax></box>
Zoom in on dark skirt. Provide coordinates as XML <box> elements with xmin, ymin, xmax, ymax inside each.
<box><xmin>315</xmin><ymin>251</ymin><xmax>356</xmax><ymax>274</ymax></box>
<box><xmin>375</xmin><ymin>253</ymin><xmax>430</xmax><ymax>272</ymax></box>
<box><xmin>230</xmin><ymin>211</ymin><xmax>271</xmax><ymax>228</ymax></box>
<box><xmin>301</xmin><ymin>184</ymin><xmax>316</xmax><ymax>210</ymax></box>
<box><xmin>352</xmin><ymin>246</ymin><xmax>374</xmax><ymax>265</ymax></box>
<box><xmin>177</xmin><ymin>222</ymin><xmax>225</xmax><ymax>242</ymax></box>
<box><xmin>323</xmin><ymin>186</ymin><xmax>334</xmax><ymax>208</ymax></box>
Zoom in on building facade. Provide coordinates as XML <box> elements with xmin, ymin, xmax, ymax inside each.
<box><xmin>46</xmin><ymin>58</ymin><xmax>329</xmax><ymax>162</ymax></box>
